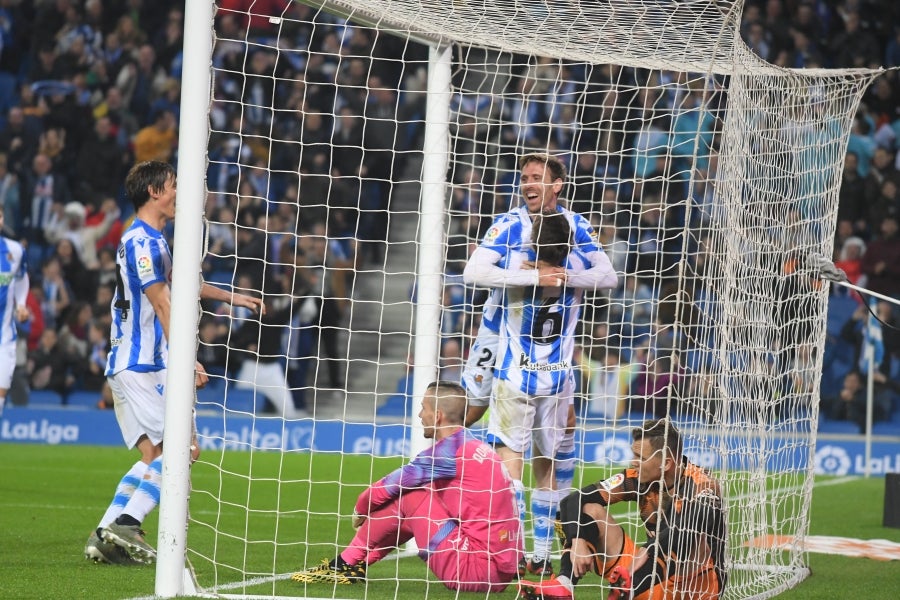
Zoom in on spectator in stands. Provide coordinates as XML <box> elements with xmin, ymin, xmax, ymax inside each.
<box><xmin>28</xmin><ymin>326</ymin><xmax>79</xmax><ymax>400</ymax></box>
<box><xmin>93</xmin><ymin>85</ymin><xmax>139</xmax><ymax>151</ymax></box>
<box><xmin>297</xmin><ymin>219</ymin><xmax>347</xmax><ymax>391</ymax></box>
<box><xmin>860</xmin><ymin>215</ymin><xmax>900</xmax><ymax>300</ymax></box>
<box><xmin>839</xmin><ymin>301</ymin><xmax>899</xmax><ymax>423</ymax></box>
<box><xmin>438</xmin><ymin>338</ymin><xmax>464</xmax><ymax>384</ymax></box>
<box><xmin>118</xmin><ymin>44</ymin><xmax>167</xmax><ymax>124</ymax></box>
<box><xmin>74</xmin><ymin>116</ymin><xmax>125</xmax><ymax>201</ymax></box>
<box><xmin>837</xmin><ymin>152</ymin><xmax>868</xmax><ymax>238</ymax></box>
<box><xmin>830</xmin><ymin>10</ymin><xmax>879</xmax><ymax>68</ymax></box>
<box><xmin>80</xmin><ymin>319</ymin><xmax>110</xmax><ymax>392</ymax></box>
<box><xmin>823</xmin><ymin>370</ymin><xmax>867</xmax><ymax>430</ymax></box>
<box><xmin>37</xmin><ymin>254</ymin><xmax>71</xmax><ymax>331</ymax></box>
<box><xmin>132</xmin><ymin>108</ymin><xmax>176</xmax><ymax>164</ymax></box>
<box><xmin>0</xmin><ymin>106</ymin><xmax>42</xmax><ymax>177</ymax></box>
<box><xmin>583</xmin><ymin>345</ymin><xmax>627</xmax><ymax>420</ymax></box>
<box><xmin>58</xmin><ymin>300</ymin><xmax>92</xmax><ymax>359</ymax></box>
<box><xmin>0</xmin><ymin>152</ymin><xmax>20</xmax><ymax>231</ymax></box>
<box><xmin>22</xmin><ymin>152</ymin><xmax>71</xmax><ymax>263</ymax></box>
<box><xmin>46</xmin><ymin>198</ymin><xmax>119</xmax><ymax>271</ymax></box>
<box><xmin>834</xmin><ymin>236</ymin><xmax>867</xmax><ymax>292</ymax></box>
<box><xmin>50</xmin><ymin>237</ymin><xmax>93</xmax><ymax>303</ymax></box>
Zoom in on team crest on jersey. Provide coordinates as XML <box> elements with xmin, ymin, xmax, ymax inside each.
<box><xmin>600</xmin><ymin>473</ymin><xmax>625</xmax><ymax>492</ymax></box>
<box><xmin>484</xmin><ymin>226</ymin><xmax>501</xmax><ymax>242</ymax></box>
<box><xmin>137</xmin><ymin>255</ymin><xmax>153</xmax><ymax>276</ymax></box>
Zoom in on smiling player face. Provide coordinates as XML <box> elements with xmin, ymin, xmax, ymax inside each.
<box><xmin>520</xmin><ymin>160</ymin><xmax>562</xmax><ymax>214</ymax></box>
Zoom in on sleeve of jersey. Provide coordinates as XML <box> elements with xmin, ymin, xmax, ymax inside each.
<box><xmin>463</xmin><ymin>245</ymin><xmax>539</xmax><ymax>288</ymax></box>
<box><xmin>13</xmin><ymin>271</ymin><xmax>29</xmax><ymax>306</ymax></box>
<box><xmin>132</xmin><ymin>239</ymin><xmax>167</xmax><ymax>290</ymax></box>
<box><xmin>355</xmin><ymin>437</ymin><xmax>460</xmax><ymax>515</ymax></box>
<box><xmin>564</xmin><ymin>218</ymin><xmax>618</xmax><ymax>290</ymax></box>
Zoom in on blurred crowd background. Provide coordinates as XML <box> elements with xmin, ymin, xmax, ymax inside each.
<box><xmin>0</xmin><ymin>0</ymin><xmax>898</xmax><ymax>433</ymax></box>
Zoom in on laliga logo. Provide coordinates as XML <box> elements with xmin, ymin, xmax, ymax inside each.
<box><xmin>814</xmin><ymin>445</ymin><xmax>851</xmax><ymax>475</ymax></box>
<box><xmin>593</xmin><ymin>437</ymin><xmax>633</xmax><ymax>465</ymax></box>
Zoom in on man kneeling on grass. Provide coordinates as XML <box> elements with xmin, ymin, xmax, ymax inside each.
<box><xmin>292</xmin><ymin>380</ymin><xmax>523</xmax><ymax>591</ymax></box>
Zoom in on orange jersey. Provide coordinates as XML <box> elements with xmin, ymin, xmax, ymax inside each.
<box><xmin>597</xmin><ymin>458</ymin><xmax>727</xmax><ymax>595</ymax></box>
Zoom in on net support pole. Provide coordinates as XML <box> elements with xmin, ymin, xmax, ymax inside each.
<box><xmin>155</xmin><ymin>0</ymin><xmax>214</xmax><ymax>596</ymax></box>
<box><xmin>864</xmin><ymin>330</ymin><xmax>875</xmax><ymax>478</ymax></box>
<box><xmin>410</xmin><ymin>44</ymin><xmax>452</xmax><ymax>455</ymax></box>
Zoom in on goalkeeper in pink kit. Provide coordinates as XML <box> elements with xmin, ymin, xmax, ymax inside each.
<box><xmin>293</xmin><ymin>380</ymin><xmax>523</xmax><ymax>591</ymax></box>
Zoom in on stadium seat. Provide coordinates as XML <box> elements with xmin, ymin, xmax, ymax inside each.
<box><xmin>196</xmin><ymin>383</ymin><xmax>225</xmax><ymax>411</ymax></box>
<box><xmin>376</xmin><ymin>393</ymin><xmax>409</xmax><ymax>417</ymax></box>
<box><xmin>826</xmin><ymin>294</ymin><xmax>857</xmax><ymax>337</ymax></box>
<box><xmin>223</xmin><ymin>388</ymin><xmax>258</xmax><ymax>413</ymax></box>
<box><xmin>0</xmin><ymin>72</ymin><xmax>18</xmax><ymax>114</ymax></box>
<box><xmin>66</xmin><ymin>391</ymin><xmax>100</xmax><ymax>408</ymax></box>
<box><xmin>27</xmin><ymin>389</ymin><xmax>63</xmax><ymax>406</ymax></box>
<box><xmin>871</xmin><ymin>422</ymin><xmax>900</xmax><ymax>437</ymax></box>
<box><xmin>205</xmin><ymin>270</ymin><xmax>235</xmax><ymax>285</ymax></box>
<box><xmin>816</xmin><ymin>419</ymin><xmax>860</xmax><ymax>434</ymax></box>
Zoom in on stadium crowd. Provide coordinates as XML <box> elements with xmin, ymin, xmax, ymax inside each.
<box><xmin>0</xmin><ymin>0</ymin><xmax>899</xmax><ymax>432</ymax></box>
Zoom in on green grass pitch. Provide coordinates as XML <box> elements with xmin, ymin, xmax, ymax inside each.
<box><xmin>1</xmin><ymin>443</ymin><xmax>898</xmax><ymax>599</ymax></box>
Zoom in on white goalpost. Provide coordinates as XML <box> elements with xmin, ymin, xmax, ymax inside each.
<box><xmin>157</xmin><ymin>1</ymin><xmax>884</xmax><ymax>598</ymax></box>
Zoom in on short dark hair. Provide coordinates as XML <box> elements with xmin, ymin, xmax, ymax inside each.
<box><xmin>519</xmin><ymin>152</ymin><xmax>567</xmax><ymax>183</ymax></box>
<box><xmin>124</xmin><ymin>161</ymin><xmax>176</xmax><ymax>212</ymax></box>
<box><xmin>632</xmin><ymin>418</ymin><xmax>683</xmax><ymax>461</ymax></box>
<box><xmin>532</xmin><ymin>211</ymin><xmax>571</xmax><ymax>266</ymax></box>
<box><xmin>425</xmin><ymin>380</ymin><xmax>467</xmax><ymax>424</ymax></box>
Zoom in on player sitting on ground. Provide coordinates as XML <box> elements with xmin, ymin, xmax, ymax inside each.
<box><xmin>519</xmin><ymin>418</ymin><xmax>727</xmax><ymax>600</ymax></box>
<box><xmin>292</xmin><ymin>380</ymin><xmax>523</xmax><ymax>592</ymax></box>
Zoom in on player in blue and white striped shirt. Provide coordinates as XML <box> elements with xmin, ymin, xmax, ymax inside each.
<box><xmin>0</xmin><ymin>204</ymin><xmax>29</xmax><ymax>417</ymax></box>
<box><xmin>86</xmin><ymin>161</ymin><xmax>264</xmax><ymax>566</ymax></box>
<box><xmin>463</xmin><ymin>153</ymin><xmax>618</xmax><ymax>575</ymax></box>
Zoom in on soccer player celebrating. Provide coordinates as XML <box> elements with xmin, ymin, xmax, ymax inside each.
<box><xmin>292</xmin><ymin>381</ymin><xmax>523</xmax><ymax>591</ymax></box>
<box><xmin>520</xmin><ymin>418</ymin><xmax>727</xmax><ymax>600</ymax></box>
<box><xmin>462</xmin><ymin>153</ymin><xmax>617</xmax><ymax>576</ymax></box>
<box><xmin>85</xmin><ymin>161</ymin><xmax>264</xmax><ymax>565</ymax></box>
<box><xmin>0</xmin><ymin>204</ymin><xmax>29</xmax><ymax>417</ymax></box>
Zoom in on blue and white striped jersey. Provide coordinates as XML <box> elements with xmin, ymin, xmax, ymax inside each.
<box><xmin>0</xmin><ymin>235</ymin><xmax>28</xmax><ymax>344</ymax></box>
<box><xmin>106</xmin><ymin>219</ymin><xmax>171</xmax><ymax>375</ymax></box>
<box><xmin>475</xmin><ymin>205</ymin><xmax>600</xmax><ymax>396</ymax></box>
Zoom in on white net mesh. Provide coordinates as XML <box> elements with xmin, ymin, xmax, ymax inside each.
<box><xmin>172</xmin><ymin>1</ymin><xmax>882</xmax><ymax>598</ymax></box>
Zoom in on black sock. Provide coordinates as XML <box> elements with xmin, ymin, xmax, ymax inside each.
<box><xmin>559</xmin><ymin>550</ymin><xmax>580</xmax><ymax>584</ymax></box>
<box><xmin>115</xmin><ymin>514</ymin><xmax>141</xmax><ymax>527</ymax></box>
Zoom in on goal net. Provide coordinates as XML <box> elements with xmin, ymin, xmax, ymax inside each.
<box><xmin>157</xmin><ymin>1</ymin><xmax>882</xmax><ymax>598</ymax></box>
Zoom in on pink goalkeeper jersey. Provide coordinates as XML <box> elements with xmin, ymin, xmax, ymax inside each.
<box><xmin>355</xmin><ymin>428</ymin><xmax>522</xmax><ymax>575</ymax></box>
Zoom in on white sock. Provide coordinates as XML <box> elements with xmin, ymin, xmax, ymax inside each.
<box><xmin>120</xmin><ymin>456</ymin><xmax>162</xmax><ymax>524</ymax></box>
<box><xmin>513</xmin><ymin>479</ymin><xmax>527</xmax><ymax>554</ymax></box>
<box><xmin>531</xmin><ymin>489</ymin><xmax>555</xmax><ymax>562</ymax></box>
<box><xmin>98</xmin><ymin>461</ymin><xmax>148</xmax><ymax>529</ymax></box>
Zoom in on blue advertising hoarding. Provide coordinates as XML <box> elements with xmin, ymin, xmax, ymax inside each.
<box><xmin>2</xmin><ymin>407</ymin><xmax>898</xmax><ymax>477</ymax></box>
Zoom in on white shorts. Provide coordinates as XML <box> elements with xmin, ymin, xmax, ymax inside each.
<box><xmin>109</xmin><ymin>369</ymin><xmax>167</xmax><ymax>449</ymax></box>
<box><xmin>0</xmin><ymin>341</ymin><xmax>15</xmax><ymax>389</ymax></box>
<box><xmin>487</xmin><ymin>378</ymin><xmax>569</xmax><ymax>457</ymax></box>
<box><xmin>461</xmin><ymin>326</ymin><xmax>498</xmax><ymax>407</ymax></box>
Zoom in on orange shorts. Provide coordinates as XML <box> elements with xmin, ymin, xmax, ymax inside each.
<box><xmin>596</xmin><ymin>535</ymin><xmax>721</xmax><ymax>600</ymax></box>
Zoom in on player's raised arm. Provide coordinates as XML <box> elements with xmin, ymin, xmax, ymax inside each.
<box><xmin>200</xmin><ymin>281</ymin><xmax>265</xmax><ymax>314</ymax></box>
